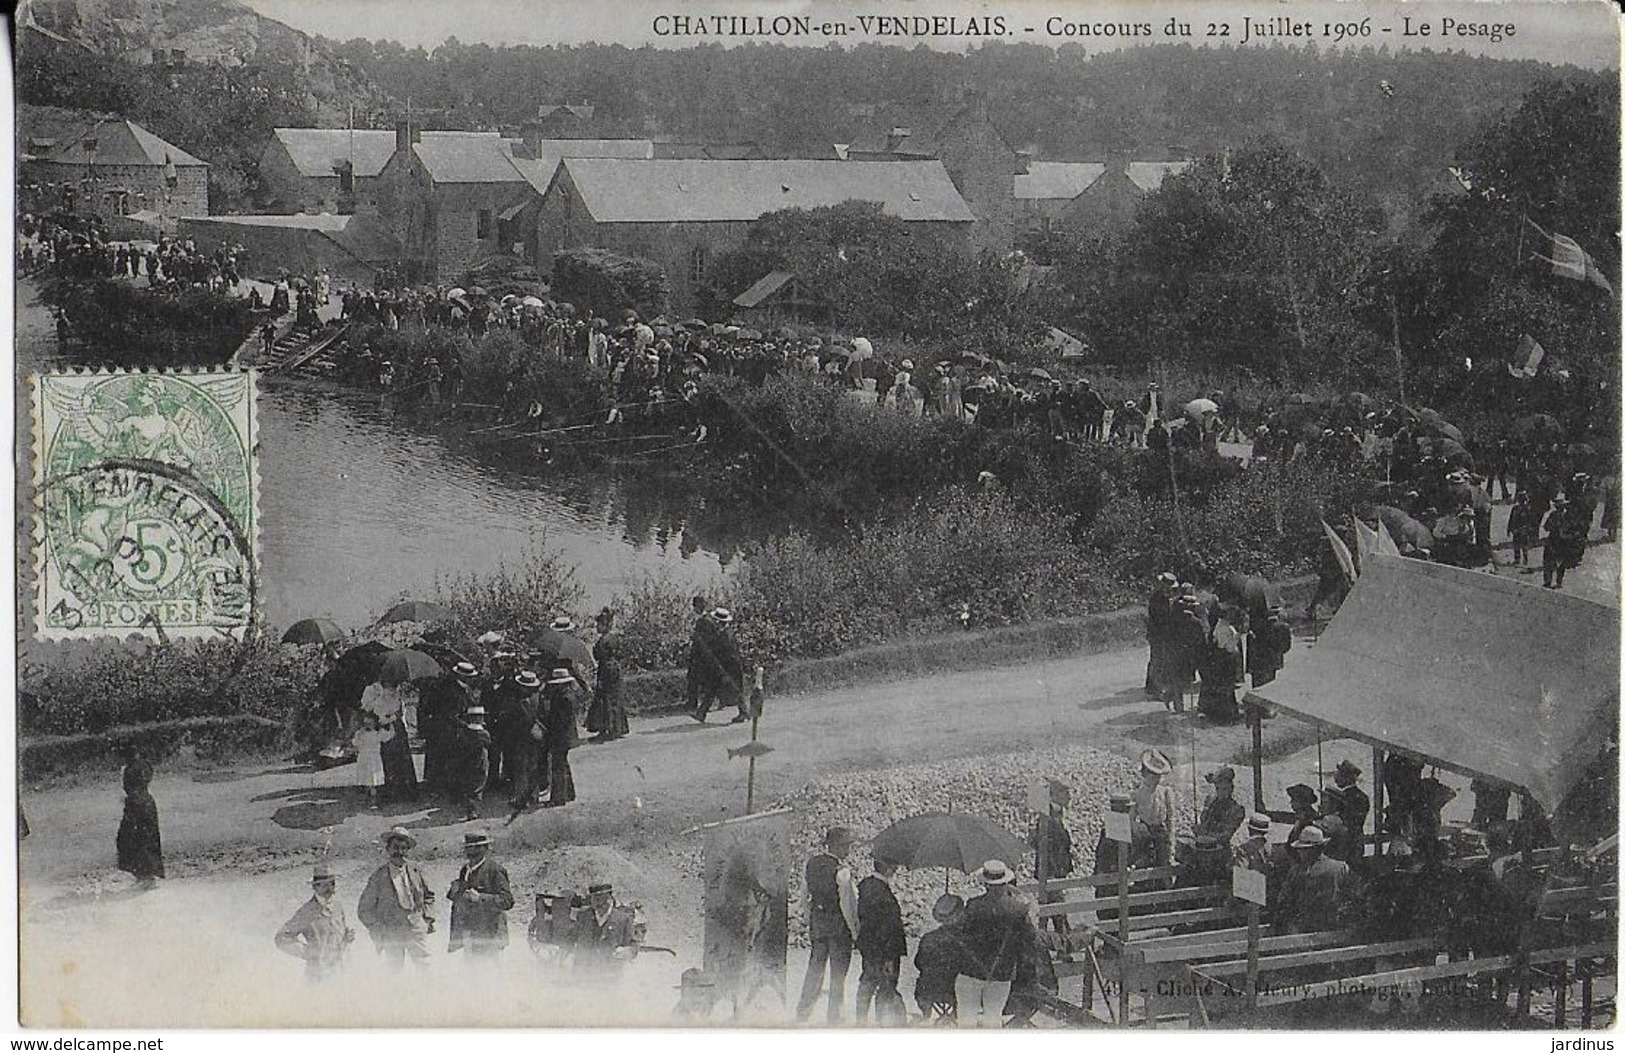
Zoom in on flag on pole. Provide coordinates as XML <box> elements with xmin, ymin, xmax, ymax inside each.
<box><xmin>1322</xmin><ymin>519</ymin><xmax>1357</xmax><ymax>583</ymax></box>
<box><xmin>1508</xmin><ymin>333</ymin><xmax>1545</xmax><ymax>380</ymax></box>
<box><xmin>1525</xmin><ymin>218</ymin><xmax>1614</xmax><ymax>294</ymax></box>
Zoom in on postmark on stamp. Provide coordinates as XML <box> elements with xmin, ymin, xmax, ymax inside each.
<box><xmin>30</xmin><ymin>370</ymin><xmax>259</xmax><ymax>640</ymax></box>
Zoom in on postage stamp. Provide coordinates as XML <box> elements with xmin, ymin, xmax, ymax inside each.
<box><xmin>29</xmin><ymin>370</ymin><xmax>259</xmax><ymax>640</ymax></box>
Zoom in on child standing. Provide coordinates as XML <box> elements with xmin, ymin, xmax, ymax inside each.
<box><xmin>116</xmin><ymin>758</ymin><xmax>164</xmax><ymax>888</ymax></box>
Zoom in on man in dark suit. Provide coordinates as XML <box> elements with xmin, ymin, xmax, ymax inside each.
<box><xmin>447</xmin><ymin>831</ymin><xmax>514</xmax><ymax>961</ymax></box>
<box><xmin>541</xmin><ymin>667</ymin><xmax>580</xmax><ymax>807</ymax></box>
<box><xmin>504</xmin><ymin>671</ymin><xmax>544</xmax><ymax>818</ymax></box>
<box><xmin>1330</xmin><ymin>760</ymin><xmax>1371</xmax><ymax>857</ymax></box>
<box><xmin>686</xmin><ymin>596</ymin><xmax>717</xmax><ymax>719</ymax></box>
<box><xmin>854</xmin><ymin>858</ymin><xmax>907</xmax><ymax>1025</ymax></box>
<box><xmin>796</xmin><ymin>827</ymin><xmax>858</xmax><ymax>1023</ymax></box>
<box><xmin>572</xmin><ymin>882</ymin><xmax>640</xmax><ymax>980</ymax></box>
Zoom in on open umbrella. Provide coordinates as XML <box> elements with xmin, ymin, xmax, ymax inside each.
<box><xmin>281</xmin><ymin>618</ymin><xmax>345</xmax><ymax>646</ymax></box>
<box><xmin>1025</xmin><ymin>366</ymin><xmax>1054</xmax><ymax>382</ymax></box>
<box><xmin>445</xmin><ymin>287</ymin><xmax>467</xmax><ymax>300</ymax></box>
<box><xmin>1374</xmin><ymin>506</ymin><xmax>1435</xmax><ymax>555</ymax></box>
<box><xmin>530</xmin><ymin>626</ymin><xmax>596</xmax><ymax>682</ymax></box>
<box><xmin>849</xmin><ymin>337</ymin><xmax>875</xmax><ymax>361</ymax></box>
<box><xmin>520</xmin><ymin>295</ymin><xmax>547</xmax><ymax>308</ymax></box>
<box><xmin>1184</xmin><ymin>398</ymin><xmax>1219</xmax><ymax>420</ymax></box>
<box><xmin>378</xmin><ymin>648</ymin><xmax>445</xmax><ymax>684</ymax></box>
<box><xmin>378</xmin><ymin>600</ymin><xmax>455</xmax><ymax>626</ymax></box>
<box><xmin>870</xmin><ymin>812</ymin><xmax>1027</xmax><ymax>876</ymax></box>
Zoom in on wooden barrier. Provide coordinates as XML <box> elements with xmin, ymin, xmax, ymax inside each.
<box><xmin>1189</xmin><ymin>940</ymin><xmax>1615</xmax><ymax>1027</ymax></box>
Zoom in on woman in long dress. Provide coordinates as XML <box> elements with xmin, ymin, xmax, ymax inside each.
<box><xmin>359</xmin><ymin>670</ymin><xmax>419</xmax><ymax>804</ymax></box>
<box><xmin>586</xmin><ymin>609</ymin><xmax>629</xmax><ymax>743</ymax></box>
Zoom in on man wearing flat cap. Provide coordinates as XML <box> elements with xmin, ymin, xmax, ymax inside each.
<box><xmin>572</xmin><ymin>881</ymin><xmax>640</xmax><ymax>980</ymax></box>
<box><xmin>448</xmin><ymin>831</ymin><xmax>514</xmax><ymax>960</ymax></box>
<box><xmin>796</xmin><ymin>826</ymin><xmax>859</xmax><ymax>1023</ymax></box>
<box><xmin>357</xmin><ymin>827</ymin><xmax>436</xmax><ymax>968</ymax></box>
<box><xmin>276</xmin><ymin>862</ymin><xmax>355</xmax><ymax>980</ymax></box>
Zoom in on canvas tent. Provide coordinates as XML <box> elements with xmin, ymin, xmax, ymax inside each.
<box><xmin>1247</xmin><ymin>552</ymin><xmax>1618</xmax><ymax>812</ymax></box>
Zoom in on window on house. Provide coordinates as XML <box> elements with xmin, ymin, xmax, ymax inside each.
<box><xmin>688</xmin><ymin>245</ymin><xmax>707</xmax><ymax>284</ymax></box>
<box><xmin>476</xmin><ymin>209</ymin><xmax>493</xmax><ymax>240</ymax></box>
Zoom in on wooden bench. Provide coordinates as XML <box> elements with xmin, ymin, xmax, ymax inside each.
<box><xmin>1188</xmin><ymin>939</ymin><xmax>1614</xmax><ymax>1027</ymax></box>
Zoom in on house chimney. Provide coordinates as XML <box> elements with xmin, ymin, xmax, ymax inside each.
<box><xmin>887</xmin><ymin>127</ymin><xmax>912</xmax><ymax>152</ymax></box>
<box><xmin>395</xmin><ymin>120</ymin><xmax>410</xmax><ymax>156</ymax></box>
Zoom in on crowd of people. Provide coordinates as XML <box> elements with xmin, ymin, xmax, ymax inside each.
<box><xmin>1142</xmin><ymin>569</ymin><xmax>1293</xmax><ymax>724</ymax></box>
<box><xmin>320</xmin><ymin>610</ymin><xmax>630</xmax><ymax>823</ymax></box>
<box><xmin>795</xmin><ymin>827</ymin><xmax>1055</xmax><ymax>1028</ymax></box>
<box><xmin>19</xmin><ymin>212</ymin><xmax>247</xmax><ymax>291</ymax></box>
<box><xmin>274</xmin><ymin>827</ymin><xmax>647</xmax><ymax>982</ymax></box>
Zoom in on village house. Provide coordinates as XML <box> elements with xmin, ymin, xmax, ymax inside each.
<box><xmin>1016</xmin><ymin>158</ymin><xmax>1193</xmax><ymax>235</ymax></box>
<box><xmin>531</xmin><ymin>157</ymin><xmax>976</xmax><ymax>311</ymax></box>
<box><xmin>529</xmin><ymin>104</ymin><xmax>596</xmax><ymax>139</ymax></box>
<box><xmin>257</xmin><ymin>128</ymin><xmax>402</xmax><ymax>214</ymax></box>
<box><xmin>372</xmin><ymin>125</ymin><xmax>532</xmax><ymax>282</ymax></box>
<box><xmin>836</xmin><ymin>95</ymin><xmax>1026</xmax><ymax>255</ymax></box>
<box><xmin>19</xmin><ymin>112</ymin><xmax>209</xmax><ymax>229</ymax></box>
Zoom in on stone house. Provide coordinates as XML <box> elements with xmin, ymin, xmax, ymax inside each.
<box><xmin>19</xmin><ymin>116</ymin><xmax>209</xmax><ymax>226</ymax></box>
<box><xmin>372</xmin><ymin>126</ymin><xmax>534</xmax><ymax>282</ymax></box>
<box><xmin>531</xmin><ymin>157</ymin><xmax>976</xmax><ymax>312</ymax></box>
<box><xmin>839</xmin><ymin>95</ymin><xmax>1026</xmax><ymax>255</ymax></box>
<box><xmin>257</xmin><ymin>128</ymin><xmax>401</xmax><ymax>214</ymax></box>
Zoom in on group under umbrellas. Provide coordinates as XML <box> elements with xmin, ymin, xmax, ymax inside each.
<box><xmin>870</xmin><ymin>811</ymin><xmax>1029</xmax><ymax>892</ymax></box>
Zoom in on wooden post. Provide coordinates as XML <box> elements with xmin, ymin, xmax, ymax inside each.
<box><xmin>1118</xmin><ymin>838</ymin><xmax>1131</xmax><ymax>1027</ymax></box>
<box><xmin>1251</xmin><ymin>705</ymin><xmax>1265</xmax><ymax>813</ymax></box>
<box><xmin>1371</xmin><ymin>747</ymin><xmax>1385</xmax><ymax>857</ymax></box>
<box><xmin>1246</xmin><ymin>903</ymin><xmax>1261</xmax><ymax>1011</ymax></box>
<box><xmin>745</xmin><ymin>714</ymin><xmax>759</xmax><ymax>815</ymax></box>
<box><xmin>1554</xmin><ymin>958</ymin><xmax>1568</xmax><ymax>1027</ymax></box>
<box><xmin>1581</xmin><ymin>958</ymin><xmax>1594</xmax><ymax>1027</ymax></box>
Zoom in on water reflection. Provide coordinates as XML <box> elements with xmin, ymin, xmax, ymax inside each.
<box><xmin>256</xmin><ymin>384</ymin><xmax>726</xmax><ymax>628</ymax></box>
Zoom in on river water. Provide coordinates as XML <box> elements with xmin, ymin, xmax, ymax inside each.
<box><xmin>15</xmin><ymin>280</ymin><xmax>727</xmax><ymax>630</ymax></box>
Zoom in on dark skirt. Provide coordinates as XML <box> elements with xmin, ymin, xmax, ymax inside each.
<box><xmin>380</xmin><ymin>720</ymin><xmax>419</xmax><ymax>800</ymax></box>
<box><xmin>116</xmin><ymin>792</ymin><xmax>164</xmax><ymax>879</ymax></box>
<box><xmin>585</xmin><ymin>667</ymin><xmax>629</xmax><ymax>739</ymax></box>
<box><xmin>546</xmin><ymin>748</ymin><xmax>576</xmax><ymax>805</ymax></box>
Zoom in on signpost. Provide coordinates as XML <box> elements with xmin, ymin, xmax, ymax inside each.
<box><xmin>1106</xmin><ymin>793</ymin><xmax>1133</xmax><ymax>1025</ymax></box>
<box><xmin>1231</xmin><ymin>865</ymin><xmax>1268</xmax><ymax>1010</ymax></box>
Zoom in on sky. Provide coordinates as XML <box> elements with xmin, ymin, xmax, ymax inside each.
<box><xmin>242</xmin><ymin>0</ymin><xmax>1620</xmax><ymax>70</ymax></box>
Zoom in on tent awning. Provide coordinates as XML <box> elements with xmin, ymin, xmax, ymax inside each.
<box><xmin>1247</xmin><ymin>553</ymin><xmax>1618</xmax><ymax>810</ymax></box>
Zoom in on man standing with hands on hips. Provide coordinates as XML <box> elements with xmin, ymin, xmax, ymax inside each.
<box><xmin>796</xmin><ymin>826</ymin><xmax>859</xmax><ymax>1024</ymax></box>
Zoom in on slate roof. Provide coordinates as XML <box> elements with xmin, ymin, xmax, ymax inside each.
<box><xmin>1014</xmin><ymin>162</ymin><xmax>1108</xmax><ymax>201</ymax></box>
<box><xmin>410</xmin><ymin>132</ymin><xmax>524</xmax><ymax>184</ymax></box>
<box><xmin>510</xmin><ymin>139</ymin><xmax>655</xmax><ymax>193</ymax></box>
<box><xmin>1125</xmin><ymin>161</ymin><xmax>1192</xmax><ymax>192</ymax></box>
<box><xmin>271</xmin><ymin>129</ymin><xmax>400</xmax><ymax>178</ymax></box>
<box><xmin>42</xmin><ymin>119</ymin><xmax>207</xmax><ymax>167</ymax></box>
<box><xmin>559</xmin><ymin>158</ymin><xmax>976</xmax><ymax>224</ymax></box>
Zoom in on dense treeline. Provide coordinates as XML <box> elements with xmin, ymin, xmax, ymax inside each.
<box><xmin>317</xmin><ymin>38</ymin><xmax>1605</xmax><ymax>220</ymax></box>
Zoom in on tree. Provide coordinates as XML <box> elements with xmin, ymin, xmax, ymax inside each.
<box><xmin>1059</xmin><ymin>138</ymin><xmax>1387</xmax><ymax>379</ymax></box>
<box><xmin>551</xmin><ymin>248</ymin><xmax>670</xmax><ymax>319</ymax></box>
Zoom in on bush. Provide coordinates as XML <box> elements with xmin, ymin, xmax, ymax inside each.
<box><xmin>430</xmin><ymin>535</ymin><xmax>587</xmax><ymax>642</ymax></box>
<box><xmin>727</xmin><ymin>486</ymin><xmax>1115</xmax><ymax>665</ymax></box>
<box><xmin>19</xmin><ymin>637</ymin><xmax>322</xmax><ymax>738</ymax></box>
<box><xmin>551</xmin><ymin>248</ymin><xmax>670</xmax><ymax>320</ymax></box>
<box><xmin>38</xmin><ymin>277</ymin><xmax>253</xmax><ymax>366</ymax></box>
<box><xmin>605</xmin><ymin>570</ymin><xmax>718</xmax><ymax>673</ymax></box>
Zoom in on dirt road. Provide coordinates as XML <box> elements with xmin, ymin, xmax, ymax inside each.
<box><xmin>20</xmin><ymin>637</ymin><xmax>1325</xmax><ymax>1027</ymax></box>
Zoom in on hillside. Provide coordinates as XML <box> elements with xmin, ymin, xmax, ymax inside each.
<box><xmin>18</xmin><ymin>0</ymin><xmax>385</xmax><ymax>210</ymax></box>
